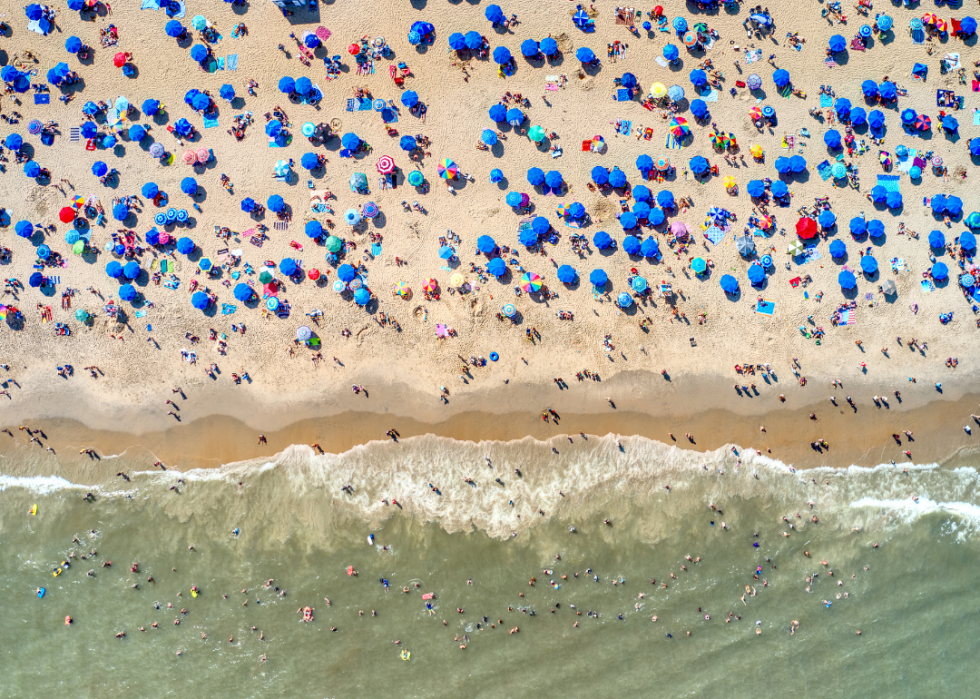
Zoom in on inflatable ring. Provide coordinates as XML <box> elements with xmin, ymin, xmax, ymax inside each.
<box><xmin>400</xmin><ymin>650</ymin><xmax>411</xmax><ymax>661</ymax></box>
<box><xmin>489</xmin><ymin>352</ymin><xmax>499</xmax><ymax>362</ymax></box>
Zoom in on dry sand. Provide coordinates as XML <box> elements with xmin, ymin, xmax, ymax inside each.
<box><xmin>1</xmin><ymin>1</ymin><xmax>979</xmax><ymax>468</ymax></box>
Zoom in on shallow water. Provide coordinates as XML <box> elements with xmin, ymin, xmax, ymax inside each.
<box><xmin>2</xmin><ymin>436</ymin><xmax>979</xmax><ymax>698</ymax></box>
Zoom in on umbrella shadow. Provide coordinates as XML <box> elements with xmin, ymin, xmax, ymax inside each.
<box><xmin>232</xmin><ymin>1</ymin><xmax>251</xmax><ymax>16</ymax></box>
<box><xmin>490</xmin><ymin>141</ymin><xmax>505</xmax><ymax>158</ymax></box>
<box><xmin>885</xmin><ymin>204</ymin><xmax>903</xmax><ymax>216</ymax></box>
<box><xmin>547</xmin><ymin>53</ymin><xmax>564</xmax><ymax>67</ymax></box>
<box><xmin>581</xmin><ymin>62</ymin><xmax>602</xmax><ymax>77</ymax></box>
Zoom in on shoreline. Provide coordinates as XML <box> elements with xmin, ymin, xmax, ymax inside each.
<box><xmin>2</xmin><ymin>369</ymin><xmax>978</xmax><ymax>478</ymax></box>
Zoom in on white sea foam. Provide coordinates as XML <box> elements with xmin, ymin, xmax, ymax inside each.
<box><xmin>0</xmin><ymin>473</ymin><xmax>93</xmax><ymax>494</ymax></box>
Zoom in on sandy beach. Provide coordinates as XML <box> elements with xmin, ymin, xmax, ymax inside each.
<box><xmin>0</xmin><ymin>0</ymin><xmax>979</xmax><ymax>468</ymax></box>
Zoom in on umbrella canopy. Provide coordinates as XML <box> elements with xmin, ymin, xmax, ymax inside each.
<box><xmin>324</xmin><ymin>235</ymin><xmax>343</xmax><ymax>253</ymax></box>
<box><xmin>448</xmin><ymin>33</ymin><xmax>466</xmax><ymax>51</ymax></box>
<box><xmin>901</xmin><ymin>108</ymin><xmax>917</xmax><ymax>125</ymax></box>
<box><xmin>861</xmin><ymin>80</ymin><xmax>878</xmax><ymax>98</ymax></box>
<box><xmin>961</xmin><ymin>231</ymin><xmax>977</xmax><ymax>251</ymax></box>
<box><xmin>720</xmin><ymin>274</ymin><xmax>738</xmax><ymax>294</ymax></box>
<box><xmin>946</xmin><ymin>196</ymin><xmax>963</xmax><ymax>216</ymax></box>
<box><xmin>673</xmin><ymin>17</ymin><xmax>688</xmax><ymax>32</ymax></box>
<box><xmin>521</xmin><ymin>39</ymin><xmax>539</xmax><ymax>58</ymax></box>
<box><xmin>545</xmin><ymin>170</ymin><xmax>563</xmax><ymax>188</ymax></box>
<box><xmin>616</xmin><ymin>293</ymin><xmax>633</xmax><ymax>308</ymax></box>
<box><xmin>869</xmin><ymin>185</ymin><xmax>888</xmax><ymax>204</ymax></box>
<box><xmin>829</xmin><ymin>239</ymin><xmax>847</xmax><ymax>258</ymax></box>
<box><xmin>876</xmin><ymin>14</ymin><xmax>892</xmax><ymax>31</ymax></box>
<box><xmin>482</xmin><ymin>129</ymin><xmax>498</xmax><ymax>146</ymax></box>
<box><xmin>176</xmin><ymin>237</ymin><xmax>195</xmax><ymax>254</ymax></box>
<box><xmin>501</xmin><ymin>303</ymin><xmax>516</xmax><ymax>318</ymax></box>
<box><xmin>689</xmin><ymin>156</ymin><xmax>709</xmax><ymax>175</ymax></box>
<box><xmin>59</xmin><ymin>206</ymin><xmax>76</xmax><ymax>223</ymax></box>
<box><xmin>400</xmin><ymin>90</ymin><xmax>419</xmax><ymax>108</ymax></box>
<box><xmin>106</xmin><ymin>261</ymin><xmax>123</xmax><ymax>278</ymax></box>
<box><xmin>14</xmin><ymin>220</ymin><xmax>33</xmax><ymax>239</ymax></box>
<box><xmin>489</xmin><ymin>104</ymin><xmax>507</xmax><ymax>123</ymax></box>
<box><xmin>690</xmin><ymin>99</ymin><xmax>708</xmax><ymax>119</ymax></box>
<box><xmin>829</xmin><ymin>34</ymin><xmax>846</xmax><ymax>53</ymax></box>
<box><xmin>589</xmin><ymin>269</ymin><xmax>607</xmax><ymax>287</ymax></box>
<box><xmin>608</xmin><ymin>168</ymin><xmax>627</xmax><ymax>188</ymax></box>
<box><xmin>567</xmin><ymin>203</ymin><xmax>586</xmax><ymax>219</ymax></box>
<box><xmin>465</xmin><ymin>31</ymin><xmax>483</xmax><ymax>50</ymax></box>
<box><xmin>128</xmin><ymin>125</ymin><xmax>146</xmax><ymax>142</ymax></box>
<box><xmin>341</xmin><ymin>133</ymin><xmax>361</xmax><ymax>150</ymax></box>
<box><xmin>4</xmin><ymin>133</ymin><xmax>23</xmax><ymax>151</ymax></box>
<box><xmin>931</xmin><ymin>262</ymin><xmax>948</xmax><ymax>280</ymax></box>
<box><xmin>592</xmin><ymin>231</ymin><xmax>612</xmax><ymax>249</ymax></box>
<box><xmin>641</xmin><ymin>238</ymin><xmax>660</xmax><ymax>258</ymax></box>
<box><xmin>689</xmin><ymin>69</ymin><xmax>707</xmax><ymax>87</ymax></box>
<box><xmin>633</xmin><ymin>202</ymin><xmax>651</xmax><ymax>220</ymax></box>
<box><xmin>838</xmin><ymin>270</ymin><xmax>856</xmax><ymax>289</ymax></box>
<box><xmin>818</xmin><ymin>210</ymin><xmax>836</xmax><ymax>229</ymax></box>
<box><xmin>789</xmin><ymin>155</ymin><xmax>806</xmax><ymax>173</ymax></box>
<box><xmin>649</xmin><ymin>83</ymin><xmax>667</xmax><ymax>99</ymax></box>
<box><xmin>850</xmin><ymin>108</ymin><xmax>867</xmax><ymax>126</ymax></box>
<box><xmin>736</xmin><ymin>236</ymin><xmax>755</xmax><ymax>256</ymax></box>
<box><xmin>620</xmin><ymin>212</ymin><xmax>637</xmax><ymax>230</ymax></box>
<box><xmin>886</xmin><ymin>191</ymin><xmax>903</xmax><ymax>209</ymax></box>
<box><xmin>746</xmin><ymin>73</ymin><xmax>762</xmax><ymax>90</ymax></box>
<box><xmin>867</xmin><ymin>220</ymin><xmax>885</xmax><ymax>238</ymax></box>
<box><xmin>165</xmin><ymin>20</ymin><xmax>184</xmax><ymax>38</ymax></box>
<box><xmin>112</xmin><ymin>203</ymin><xmax>129</xmax><ymax>222</ymax></box>
<box><xmin>280</xmin><ymin>258</ymin><xmax>298</xmax><ymax>276</ymax></box>
<box><xmin>118</xmin><ymin>284</ymin><xmax>137</xmax><ymax>302</ymax></box>
<box><xmin>774</xmin><ymin>157</ymin><xmax>791</xmax><ymax>174</ymax></box>
<box><xmin>772</xmin><ymin>69</ymin><xmax>790</xmax><ymax>88</ymax></box>
<box><xmin>485</xmin><ymin>4</ymin><xmax>505</xmax><ymax>23</ymax></box>
<box><xmin>439</xmin><ymin>245</ymin><xmax>454</xmax><ymax>260</ymax></box>
<box><xmin>408</xmin><ymin>170</ymin><xmax>425</xmax><ymax>186</ymax></box>
<box><xmin>860</xmin><ymin>256</ymin><xmax>878</xmax><ymax>274</ymax></box>
<box><xmin>477</xmin><ymin>235</ymin><xmax>497</xmax><ymax>253</ymax></box>
<box><xmin>929</xmin><ymin>230</ymin><xmax>946</xmax><ymax>248</ymax></box>
<box><xmin>337</xmin><ymin>264</ymin><xmax>357</xmax><ymax>283</ymax></box>
<box><xmin>961</xmin><ymin>17</ymin><xmax>978</xmax><ymax>36</ymax></box>
<box><xmin>691</xmin><ymin>257</ymin><xmax>707</xmax><ymax>274</ymax></box>
<box><xmin>344</xmin><ymin>208</ymin><xmax>362</xmax><ymax>225</ymax></box>
<box><xmin>507</xmin><ymin>108</ymin><xmax>525</xmax><ymax>126</ymax></box>
<box><xmin>521</xmin><ymin>272</ymin><xmax>542</xmax><ymax>293</ymax></box>
<box><xmin>591</xmin><ymin>166</ymin><xmax>608</xmax><ymax>185</ymax></box>
<box><xmin>230</xmin><ymin>283</ymin><xmax>252</xmax><ymax>302</ymax></box>
<box><xmin>663</xmin><ymin>44</ymin><xmax>679</xmax><ymax>62</ymax></box>
<box><xmin>492</xmin><ymin>46</ymin><xmax>512</xmax><ymax>65</ymax></box>
<box><xmin>633</xmin><ymin>185</ymin><xmax>652</xmax><ymax>202</ymax></box>
<box><xmin>518</xmin><ymin>227</ymin><xmax>538</xmax><ymax>246</ymax></box>
<box><xmin>531</xmin><ymin>217</ymin><xmax>551</xmax><ymax>235</ymax></box>
<box><xmin>648</xmin><ymin>208</ymin><xmax>665</xmax><ymax>226</ymax></box>
<box><xmin>487</xmin><ymin>258</ymin><xmax>507</xmax><ymax>277</ymax></box>
<box><xmin>636</xmin><ymin>154</ymin><xmax>654</xmax><ymax>174</ymax></box>
<box><xmin>849</xmin><ymin>217</ymin><xmax>866</xmax><ymax>236</ymax></box>
<box><xmin>576</xmin><ymin>47</ymin><xmax>595</xmax><ymax>63</ymax></box>
<box><xmin>122</xmin><ymin>261</ymin><xmax>140</xmax><ymax>279</ymax></box>
<box><xmin>557</xmin><ymin>265</ymin><xmax>577</xmax><ymax>283</ymax></box>
<box><xmin>824</xmin><ymin>130</ymin><xmax>842</xmax><ymax>149</ymax></box>
<box><xmin>942</xmin><ymin>115</ymin><xmax>958</xmax><ymax>133</ymax></box>
<box><xmin>191</xmin><ymin>291</ymin><xmax>210</xmax><ymax>310</ymax></box>
<box><xmin>540</xmin><ymin>37</ymin><xmax>558</xmax><ymax>56</ymax></box>
<box><xmin>657</xmin><ymin>191</ymin><xmax>675</xmax><ymax>208</ymax></box>
<box><xmin>931</xmin><ymin>194</ymin><xmax>947</xmax><ymax>213</ymax></box>
<box><xmin>621</xmin><ymin>72</ymin><xmax>638</xmax><ymax>89</ymax></box>
<box><xmin>400</xmin><ymin>135</ymin><xmax>417</xmax><ymax>152</ymax></box>
<box><xmin>747</xmin><ymin>180</ymin><xmax>766</xmax><ymax>198</ymax></box>
<box><xmin>796</xmin><ymin>217</ymin><xmax>817</xmax><ymax>239</ymax></box>
<box><xmin>180</xmin><ymin>177</ymin><xmax>198</xmax><ymax>196</ymax></box>
<box><xmin>305</xmin><ymin>221</ymin><xmax>323</xmax><ymax>239</ymax></box>
<box><xmin>438</xmin><ymin>160</ymin><xmax>458</xmax><ymax>179</ymax></box>
<box><xmin>747</xmin><ymin>264</ymin><xmax>766</xmax><ymax>284</ymax></box>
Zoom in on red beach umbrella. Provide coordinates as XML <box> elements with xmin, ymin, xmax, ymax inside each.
<box><xmin>796</xmin><ymin>217</ymin><xmax>818</xmax><ymax>239</ymax></box>
<box><xmin>59</xmin><ymin>207</ymin><xmax>76</xmax><ymax>223</ymax></box>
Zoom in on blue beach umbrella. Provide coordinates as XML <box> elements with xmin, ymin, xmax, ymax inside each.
<box><xmin>668</xmin><ymin>85</ymin><xmax>685</xmax><ymax>102</ymax></box>
<box><xmin>633</xmin><ymin>202</ymin><xmax>651</xmax><ymax>220</ymax></box>
<box><xmin>485</xmin><ymin>4</ymin><xmax>505</xmax><ymax>24</ymax></box>
<box><xmin>640</xmin><ymin>238</ymin><xmax>660</xmax><ymax>258</ymax></box>
<box><xmin>867</xmin><ymin>220</ymin><xmax>885</xmax><ymax>238</ymax></box>
<box><xmin>24</xmin><ymin>161</ymin><xmax>41</xmax><ymax>178</ymax></box>
<box><xmin>876</xmin><ymin>15</ymin><xmax>892</xmax><ymax>32</ymax></box>
<box><xmin>838</xmin><ymin>270</ymin><xmax>856</xmax><ymax>289</ymax></box>
<box><xmin>589</xmin><ymin>269</ymin><xmax>607</xmax><ymax>287</ymax></box>
<box><xmin>448</xmin><ymin>33</ymin><xmax>466</xmax><ymax>51</ymax></box>
<box><xmin>929</xmin><ymin>230</ymin><xmax>946</xmax><ymax>248</ymax></box>
<box><xmin>439</xmin><ymin>246</ymin><xmax>454</xmax><ymax>260</ymax></box>
<box><xmin>689</xmin><ymin>156</ymin><xmax>708</xmax><ymax>175</ymax></box>
<box><xmin>190</xmin><ymin>44</ymin><xmax>209</xmax><ymax>63</ymax></box>
<box><xmin>774</xmin><ymin>157</ymin><xmax>791</xmax><ymax>174</ymax></box>
<box><xmin>105</xmin><ymin>261</ymin><xmax>123</xmax><ymax>278</ymax></box>
<box><xmin>772</xmin><ymin>69</ymin><xmax>790</xmax><ymax>88</ymax></box>
<box><xmin>341</xmin><ymin>133</ymin><xmax>361</xmax><ymax>150</ymax></box>
<box><xmin>15</xmin><ymin>221</ymin><xmax>33</xmax><ymax>238</ymax></box>
<box><xmin>633</xmin><ymin>185</ymin><xmax>651</xmax><ymax>202</ymax></box>
<box><xmin>931</xmin><ymin>194</ymin><xmax>947</xmax><ymax>213</ymax></box>
<box><xmin>878</xmin><ymin>82</ymin><xmax>897</xmax><ymax>101</ymax></box>
<box><xmin>886</xmin><ymin>191</ymin><xmax>903</xmax><ymax>209</ymax></box>
<box><xmin>673</xmin><ymin>17</ymin><xmax>688</xmax><ymax>33</ymax></box>
<box><xmin>280</xmin><ymin>258</ymin><xmax>298</xmax><ymax>276</ymax></box>
<box><xmin>493</xmin><ymin>47</ymin><xmax>512</xmax><ymax>65</ymax></box>
<box><xmin>487</xmin><ymin>258</ymin><xmax>506</xmax><ymax>276</ymax></box>
<box><xmin>401</xmin><ymin>91</ymin><xmax>419</xmax><ymax>108</ymax></box>
<box><xmin>489</xmin><ymin>104</ymin><xmax>507</xmax><ymax>123</ymax></box>
<box><xmin>591</xmin><ymin>166</ymin><xmax>608</xmax><ymax>185</ymax></box>
<box><xmin>128</xmin><ymin>124</ymin><xmax>146</xmax><ymax>142</ymax></box>
<box><xmin>567</xmin><ymin>203</ymin><xmax>585</xmax><ymax>219</ymax></box>
<box><xmin>622</xmin><ymin>235</ymin><xmax>641</xmax><ymax>255</ymax></box>
<box><xmin>942</xmin><ymin>115</ymin><xmax>958</xmax><ymax>134</ymax></box>
<box><xmin>541</xmin><ymin>38</ymin><xmax>558</xmax><ymax>57</ymax></box>
<box><xmin>901</xmin><ymin>108</ymin><xmax>917</xmax><ymax>126</ymax></box>
<box><xmin>576</xmin><ymin>47</ymin><xmax>595</xmax><ymax>63</ymax></box>
<box><xmin>465</xmin><ymin>31</ymin><xmax>483</xmax><ymax>50</ymax></box>
<box><xmin>663</xmin><ymin>44</ymin><xmax>679</xmax><ymax>61</ymax></box>
<box><xmin>191</xmin><ymin>291</ymin><xmax>210</xmax><ymax>310</ymax></box>
<box><xmin>527</xmin><ymin>167</ymin><xmax>545</xmax><ymax>186</ymax></box>
<box><xmin>932</xmin><ymin>262</ymin><xmax>948</xmax><ymax>280</ymax></box>
<box><xmin>400</xmin><ymin>135</ymin><xmax>417</xmax><ymax>151</ymax></box>
<box><xmin>521</xmin><ymin>40</ymin><xmax>539</xmax><ymax>58</ymax></box>
<box><xmin>240</xmin><ymin>198</ymin><xmax>256</xmax><ymax>213</ymax></box>
<box><xmin>657</xmin><ymin>191</ymin><xmax>674</xmax><ymax>208</ymax></box>
<box><xmin>267</xmin><ymin>195</ymin><xmax>285</xmax><ymax>212</ymax></box>
<box><xmin>789</xmin><ymin>155</ymin><xmax>806</xmax><ymax>173</ymax></box>
<box><xmin>180</xmin><ymin>177</ymin><xmax>198</xmax><ymax>196</ymax></box>
<box><xmin>829</xmin><ymin>240</ymin><xmax>847</xmax><ymax>258</ymax></box>
<box><xmin>960</xmin><ymin>231</ymin><xmax>977</xmax><ymax>252</ymax></box>
<box><xmin>557</xmin><ymin>265</ymin><xmax>577</xmax><ymax>283</ymax></box>
<box><xmin>177</xmin><ymin>237</ymin><xmax>195</xmax><ymax>254</ymax></box>
<box><xmin>354</xmin><ymin>288</ymin><xmax>371</xmax><ymax>306</ymax></box>
<box><xmin>961</xmin><ymin>17</ymin><xmax>978</xmax><ymax>36</ymax></box>
<box><xmin>691</xmin><ymin>99</ymin><xmax>708</xmax><ymax>120</ymax></box>
<box><xmin>849</xmin><ymin>217</ymin><xmax>866</xmax><ymax>236</ymax></box>
<box><xmin>123</xmin><ymin>261</ymin><xmax>140</xmax><ymax>279</ymax></box>
<box><xmin>747</xmin><ymin>180</ymin><xmax>766</xmax><ymax>197</ymax></box>
<box><xmin>861</xmin><ymin>80</ymin><xmax>878</xmax><ymax>98</ymax></box>
<box><xmin>869</xmin><ymin>185</ymin><xmax>888</xmax><ymax>204</ymax></box>
<box><xmin>142</xmin><ymin>99</ymin><xmax>161</xmax><ymax>116</ymax></box>
<box><xmin>531</xmin><ymin>217</ymin><xmax>550</xmax><ymax>235</ymax></box>
<box><xmin>518</xmin><ymin>228</ymin><xmax>538</xmax><ymax>246</ymax></box>
<box><xmin>608</xmin><ymin>168</ymin><xmax>627</xmax><ymax>188</ymax></box>
<box><xmin>850</xmin><ymin>108</ymin><xmax>867</xmax><ymax>126</ymax></box>
<box><xmin>65</xmin><ymin>36</ymin><xmax>82</xmax><ymax>54</ymax></box>
<box><xmin>278</xmin><ymin>76</ymin><xmax>296</xmax><ymax>94</ymax></box>
<box><xmin>4</xmin><ymin>134</ymin><xmax>22</xmax><ymax>150</ymax></box>
<box><xmin>337</xmin><ymin>264</ymin><xmax>356</xmax><ymax>282</ymax></box>
<box><xmin>593</xmin><ymin>231</ymin><xmax>612</xmax><ymax>249</ymax></box>
<box><xmin>234</xmin><ymin>283</ymin><xmax>253</xmax><ymax>302</ymax></box>
<box><xmin>119</xmin><ymin>284</ymin><xmax>137</xmax><ymax>302</ymax></box>
<box><xmin>617</xmin><ymin>293</ymin><xmax>633</xmax><ymax>308</ymax></box>
<box><xmin>620</xmin><ymin>212</ymin><xmax>637</xmax><ymax>230</ymax></box>
<box><xmin>507</xmin><ymin>108</ymin><xmax>525</xmax><ymax>126</ymax></box>
<box><xmin>747</xmin><ymin>264</ymin><xmax>766</xmax><ymax>285</ymax></box>
<box><xmin>946</xmin><ymin>197</ymin><xmax>963</xmax><ymax>217</ymax></box>
<box><xmin>818</xmin><ymin>210</ymin><xmax>836</xmax><ymax>229</ymax></box>
<box><xmin>689</xmin><ymin>70</ymin><xmax>707</xmax><ymax>88</ymax></box>
<box><xmin>300</xmin><ymin>152</ymin><xmax>320</xmax><ymax>170</ymax></box>
<box><xmin>506</xmin><ymin>192</ymin><xmax>523</xmax><ymax>207</ymax></box>
<box><xmin>636</xmin><ymin>154</ymin><xmax>654</xmax><ymax>173</ymax></box>
<box><xmin>305</xmin><ymin>221</ymin><xmax>323</xmax><ymax>239</ymax></box>
<box><xmin>477</xmin><ymin>235</ymin><xmax>497</xmax><ymax>253</ymax></box>
<box><xmin>648</xmin><ymin>208</ymin><xmax>665</xmax><ymax>226</ymax></box>
<box><xmin>720</xmin><ymin>274</ymin><xmax>738</xmax><ymax>294</ymax></box>
<box><xmin>770</xmin><ymin>181</ymin><xmax>788</xmax><ymax>198</ymax></box>
<box><xmin>868</xmin><ymin>110</ymin><xmax>885</xmax><ymax>131</ymax></box>
<box><xmin>545</xmin><ymin>171</ymin><xmax>563</xmax><ymax>189</ymax></box>
<box><xmin>860</xmin><ymin>256</ymin><xmax>878</xmax><ymax>274</ymax></box>
<box><xmin>113</xmin><ymin>204</ymin><xmax>129</xmax><ymax>222</ymax></box>
<box><xmin>296</xmin><ymin>76</ymin><xmax>313</xmax><ymax>96</ymax></box>
<box><xmin>829</xmin><ymin>35</ymin><xmax>846</xmax><ymax>53</ymax></box>
<box><xmin>969</xmin><ymin>139</ymin><xmax>980</xmax><ymax>157</ymax></box>
<box><xmin>166</xmin><ymin>20</ymin><xmax>184</xmax><ymax>38</ymax></box>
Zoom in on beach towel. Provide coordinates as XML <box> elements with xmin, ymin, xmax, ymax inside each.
<box><xmin>819</xmin><ymin>94</ymin><xmax>834</xmax><ymax>108</ymax></box>
<box><xmin>617</xmin><ymin>120</ymin><xmax>632</xmax><ymax>135</ymax></box>
<box><xmin>920</xmin><ymin>280</ymin><xmax>934</xmax><ymax>293</ymax></box>
<box><xmin>704</xmin><ymin>226</ymin><xmax>724</xmax><ymax>244</ymax></box>
<box><xmin>816</xmin><ymin>160</ymin><xmax>833</xmax><ymax>181</ymax></box>
<box><xmin>345</xmin><ymin>99</ymin><xmax>357</xmax><ymax>112</ymax></box>
<box><xmin>974</xmin><ymin>111</ymin><xmax>980</xmax><ymax>126</ymax></box>
<box><xmin>134</xmin><ymin>310</ymin><xmax>147</xmax><ymax>319</ymax></box>
<box><xmin>876</xmin><ymin>174</ymin><xmax>900</xmax><ymax>192</ymax></box>
<box><xmin>910</xmin><ymin>23</ymin><xmax>925</xmax><ymax>44</ymax></box>
<box><xmin>701</xmin><ymin>89</ymin><xmax>719</xmax><ymax>102</ymax></box>
<box><xmin>69</xmin><ymin>127</ymin><xmax>80</xmax><ymax>142</ymax></box>
<box><xmin>47</xmin><ymin>276</ymin><xmax>60</xmax><ymax>285</ymax></box>
<box><xmin>779</xmin><ymin>85</ymin><xmax>793</xmax><ymax>98</ymax></box>
<box><xmin>801</xmin><ymin>245</ymin><xmax>822</xmax><ymax>264</ymax></box>
<box><xmin>358</xmin><ymin>98</ymin><xmax>374</xmax><ymax>111</ymax></box>
<box><xmin>744</xmin><ymin>49</ymin><xmax>762</xmax><ymax>64</ymax></box>
<box><xmin>221</xmin><ymin>304</ymin><xmax>236</xmax><ymax>315</ymax></box>
<box><xmin>755</xmin><ymin>299</ymin><xmax>775</xmax><ymax>316</ymax></box>
<box><xmin>34</xmin><ymin>93</ymin><xmax>50</xmax><ymax>105</ymax></box>
<box><xmin>616</xmin><ymin>88</ymin><xmax>632</xmax><ymax>101</ymax></box>
<box><xmin>944</xmin><ymin>53</ymin><xmax>961</xmax><ymax>71</ymax></box>
<box><xmin>203</xmin><ymin>114</ymin><xmax>219</xmax><ymax>129</ymax></box>
<box><xmin>665</xmin><ymin>132</ymin><xmax>684</xmax><ymax>149</ymax></box>
<box><xmin>216</xmin><ymin>57</ymin><xmax>225</xmax><ymax>71</ymax></box>
<box><xmin>824</xmin><ymin>58</ymin><xmax>838</xmax><ymax>69</ymax></box>
<box><xmin>655</xmin><ymin>56</ymin><xmax>669</xmax><ymax>68</ymax></box>
<box><xmin>273</xmin><ymin>221</ymin><xmax>289</xmax><ymax>231</ymax></box>
<box><xmin>225</xmin><ymin>54</ymin><xmax>238</xmax><ymax>71</ymax></box>
<box><xmin>837</xmin><ymin>308</ymin><xmax>853</xmax><ymax>325</ymax></box>
<box><xmin>141</xmin><ymin>0</ymin><xmax>162</xmax><ymax>8</ymax></box>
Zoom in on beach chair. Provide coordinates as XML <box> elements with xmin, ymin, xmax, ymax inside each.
<box><xmin>910</xmin><ymin>20</ymin><xmax>925</xmax><ymax>44</ymax></box>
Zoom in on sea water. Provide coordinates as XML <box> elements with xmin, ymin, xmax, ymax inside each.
<box><xmin>2</xmin><ymin>435</ymin><xmax>979</xmax><ymax>698</ymax></box>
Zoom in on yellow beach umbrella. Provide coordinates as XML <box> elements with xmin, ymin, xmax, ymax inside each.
<box><xmin>649</xmin><ymin>82</ymin><xmax>667</xmax><ymax>99</ymax></box>
<box><xmin>723</xmin><ymin>175</ymin><xmax>737</xmax><ymax>189</ymax></box>
<box><xmin>394</xmin><ymin>282</ymin><xmax>410</xmax><ymax>297</ymax></box>
<box><xmin>750</xmin><ymin>144</ymin><xmax>764</xmax><ymax>159</ymax></box>
<box><xmin>450</xmin><ymin>273</ymin><xmax>465</xmax><ymax>287</ymax></box>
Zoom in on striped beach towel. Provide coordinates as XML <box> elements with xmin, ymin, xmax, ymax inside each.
<box><xmin>69</xmin><ymin>127</ymin><xmax>80</xmax><ymax>142</ymax></box>
<box><xmin>273</xmin><ymin>221</ymin><xmax>289</xmax><ymax>231</ymax></box>
<box><xmin>665</xmin><ymin>133</ymin><xmax>684</xmax><ymax>149</ymax></box>
<box><xmin>837</xmin><ymin>308</ymin><xmax>853</xmax><ymax>325</ymax></box>
<box><xmin>225</xmin><ymin>54</ymin><xmax>238</xmax><ymax>71</ymax></box>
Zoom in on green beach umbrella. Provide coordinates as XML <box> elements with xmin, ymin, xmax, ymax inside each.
<box><xmin>408</xmin><ymin>170</ymin><xmax>424</xmax><ymax>186</ymax></box>
<box><xmin>324</xmin><ymin>235</ymin><xmax>343</xmax><ymax>253</ymax></box>
<box><xmin>528</xmin><ymin>125</ymin><xmax>546</xmax><ymax>142</ymax></box>
<box><xmin>72</xmin><ymin>240</ymin><xmax>85</xmax><ymax>255</ymax></box>
<box><xmin>74</xmin><ymin>309</ymin><xmax>89</xmax><ymax>322</ymax></box>
<box><xmin>259</xmin><ymin>270</ymin><xmax>273</xmax><ymax>284</ymax></box>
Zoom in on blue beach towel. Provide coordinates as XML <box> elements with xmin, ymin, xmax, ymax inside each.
<box><xmin>225</xmin><ymin>54</ymin><xmax>238</xmax><ymax>71</ymax></box>
<box><xmin>34</xmin><ymin>93</ymin><xmax>50</xmax><ymax>105</ymax></box>
<box><xmin>203</xmin><ymin>114</ymin><xmax>219</xmax><ymax>129</ymax></box>
<box><xmin>819</xmin><ymin>94</ymin><xmax>833</xmax><ymax>108</ymax></box>
<box><xmin>876</xmin><ymin>174</ymin><xmax>900</xmax><ymax>192</ymax></box>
